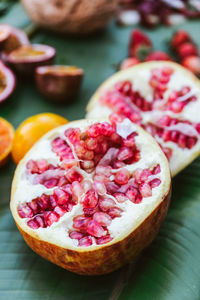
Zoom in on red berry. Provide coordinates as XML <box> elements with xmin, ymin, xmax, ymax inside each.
<box><xmin>181</xmin><ymin>56</ymin><xmax>200</xmax><ymax>75</ymax></box>
<box><xmin>129</xmin><ymin>29</ymin><xmax>152</xmax><ymax>58</ymax></box>
<box><xmin>120</xmin><ymin>57</ymin><xmax>140</xmax><ymax>70</ymax></box>
<box><xmin>171</xmin><ymin>30</ymin><xmax>191</xmax><ymax>50</ymax></box>
<box><xmin>177</xmin><ymin>43</ymin><xmax>198</xmax><ymax>59</ymax></box>
<box><xmin>145</xmin><ymin>51</ymin><xmax>172</xmax><ymax>62</ymax></box>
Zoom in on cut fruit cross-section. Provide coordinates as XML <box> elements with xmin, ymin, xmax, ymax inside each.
<box><xmin>0</xmin><ymin>117</ymin><xmax>14</xmax><ymax>166</ymax></box>
<box><xmin>10</xmin><ymin>119</ymin><xmax>171</xmax><ymax>275</ymax></box>
<box><xmin>86</xmin><ymin>61</ymin><xmax>200</xmax><ymax>176</ymax></box>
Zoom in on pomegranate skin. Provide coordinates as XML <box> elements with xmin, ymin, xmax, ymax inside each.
<box><xmin>10</xmin><ymin>120</ymin><xmax>171</xmax><ymax>275</ymax></box>
<box><xmin>35</xmin><ymin>65</ymin><xmax>84</xmax><ymax>103</ymax></box>
<box><xmin>15</xmin><ymin>190</ymin><xmax>170</xmax><ymax>275</ymax></box>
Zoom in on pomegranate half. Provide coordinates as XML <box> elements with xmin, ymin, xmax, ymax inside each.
<box><xmin>86</xmin><ymin>61</ymin><xmax>200</xmax><ymax>176</ymax></box>
<box><xmin>10</xmin><ymin>119</ymin><xmax>171</xmax><ymax>275</ymax></box>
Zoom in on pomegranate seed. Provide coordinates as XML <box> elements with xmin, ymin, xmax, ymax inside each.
<box><xmin>49</xmin><ymin>195</ymin><xmax>57</xmax><ymax>208</ymax></box>
<box><xmin>98</xmin><ymin>198</ymin><xmax>115</xmax><ymax>212</ymax></box>
<box><xmin>114</xmin><ymin>168</ymin><xmax>130</xmax><ymax>185</ymax></box>
<box><xmin>96</xmin><ymin>235</ymin><xmax>113</xmax><ymax>245</ymax></box>
<box><xmin>18</xmin><ymin>204</ymin><xmax>34</xmax><ymax>218</ymax></box>
<box><xmin>93</xmin><ymin>181</ymin><xmax>106</xmax><ymax>195</ymax></box>
<box><xmin>73</xmin><ymin>215</ymin><xmax>90</xmax><ymax>230</ymax></box>
<box><xmin>81</xmin><ymin>190</ymin><xmax>98</xmax><ymax>208</ymax></box>
<box><xmin>83</xmin><ymin>206</ymin><xmax>98</xmax><ymax>216</ymax></box>
<box><xmin>95</xmin><ymin>165</ymin><xmax>112</xmax><ymax>177</ymax></box>
<box><xmin>54</xmin><ymin>206</ymin><xmax>67</xmax><ymax>217</ymax></box>
<box><xmin>35</xmin><ymin>216</ymin><xmax>45</xmax><ymax>228</ymax></box>
<box><xmin>27</xmin><ymin>200</ymin><xmax>38</xmax><ymax>214</ymax></box>
<box><xmin>150</xmin><ymin>178</ymin><xmax>161</xmax><ymax>188</ymax></box>
<box><xmin>45</xmin><ymin>212</ymin><xmax>59</xmax><ymax>226</ymax></box>
<box><xmin>37</xmin><ymin>159</ymin><xmax>48</xmax><ymax>173</ymax></box>
<box><xmin>126</xmin><ymin>187</ymin><xmax>138</xmax><ymax>203</ymax></box>
<box><xmin>114</xmin><ymin>193</ymin><xmax>129</xmax><ymax>203</ymax></box>
<box><xmin>64</xmin><ymin>128</ymin><xmax>81</xmax><ymax>143</ymax></box>
<box><xmin>53</xmin><ymin>188</ymin><xmax>69</xmax><ymax>205</ymax></box>
<box><xmin>78</xmin><ymin>236</ymin><xmax>93</xmax><ymax>247</ymax></box>
<box><xmin>106</xmin><ymin>182</ymin><xmax>119</xmax><ymax>193</ymax></box>
<box><xmin>37</xmin><ymin>194</ymin><xmax>50</xmax><ymax>211</ymax></box>
<box><xmin>87</xmin><ymin>220</ymin><xmax>105</xmax><ymax>237</ymax></box>
<box><xmin>26</xmin><ymin>160</ymin><xmax>38</xmax><ymax>174</ymax></box>
<box><xmin>178</xmin><ymin>133</ymin><xmax>187</xmax><ymax>148</ymax></box>
<box><xmin>87</xmin><ymin>123</ymin><xmax>102</xmax><ymax>138</ymax></box>
<box><xmin>153</xmin><ymin>165</ymin><xmax>161</xmax><ymax>174</ymax></box>
<box><xmin>69</xmin><ymin>231</ymin><xmax>84</xmax><ymax>240</ymax></box>
<box><xmin>71</xmin><ymin>181</ymin><xmax>83</xmax><ymax>202</ymax></box>
<box><xmin>139</xmin><ymin>182</ymin><xmax>152</xmax><ymax>197</ymax></box>
<box><xmin>44</xmin><ymin>178</ymin><xmax>58</xmax><ymax>188</ymax></box>
<box><xmin>66</xmin><ymin>168</ymin><xmax>83</xmax><ymax>183</ymax></box>
<box><xmin>27</xmin><ymin>219</ymin><xmax>39</xmax><ymax>229</ymax></box>
<box><xmin>108</xmin><ymin>207</ymin><xmax>123</xmax><ymax>219</ymax></box>
<box><xmin>117</xmin><ymin>147</ymin><xmax>133</xmax><ymax>161</ymax></box>
<box><xmin>93</xmin><ymin>212</ymin><xmax>112</xmax><ymax>226</ymax></box>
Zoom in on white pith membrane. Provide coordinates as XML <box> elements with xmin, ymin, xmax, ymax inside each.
<box><xmin>11</xmin><ymin>119</ymin><xmax>170</xmax><ymax>251</ymax></box>
<box><xmin>86</xmin><ymin>61</ymin><xmax>200</xmax><ymax>176</ymax></box>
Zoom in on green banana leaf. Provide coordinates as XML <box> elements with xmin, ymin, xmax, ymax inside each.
<box><xmin>1</xmin><ymin>4</ymin><xmax>200</xmax><ymax>300</ymax></box>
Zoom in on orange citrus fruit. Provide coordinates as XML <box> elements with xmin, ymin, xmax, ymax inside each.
<box><xmin>12</xmin><ymin>113</ymin><xmax>68</xmax><ymax>164</ymax></box>
<box><xmin>0</xmin><ymin>117</ymin><xmax>14</xmax><ymax>166</ymax></box>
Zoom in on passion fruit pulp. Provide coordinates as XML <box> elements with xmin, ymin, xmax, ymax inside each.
<box><xmin>6</xmin><ymin>44</ymin><xmax>56</xmax><ymax>75</ymax></box>
<box><xmin>36</xmin><ymin>65</ymin><xmax>84</xmax><ymax>103</ymax></box>
<box><xmin>0</xmin><ymin>60</ymin><xmax>16</xmax><ymax>104</ymax></box>
<box><xmin>0</xmin><ymin>24</ymin><xmax>11</xmax><ymax>51</ymax></box>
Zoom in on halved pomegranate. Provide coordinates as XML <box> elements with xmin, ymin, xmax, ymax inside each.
<box><xmin>6</xmin><ymin>44</ymin><xmax>56</xmax><ymax>75</ymax></box>
<box><xmin>0</xmin><ymin>24</ymin><xmax>10</xmax><ymax>50</ymax></box>
<box><xmin>35</xmin><ymin>65</ymin><xmax>84</xmax><ymax>103</ymax></box>
<box><xmin>0</xmin><ymin>60</ymin><xmax>16</xmax><ymax>104</ymax></box>
<box><xmin>10</xmin><ymin>119</ymin><xmax>171</xmax><ymax>275</ymax></box>
<box><xmin>86</xmin><ymin>61</ymin><xmax>200</xmax><ymax>176</ymax></box>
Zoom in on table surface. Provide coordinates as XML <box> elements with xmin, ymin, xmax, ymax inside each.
<box><xmin>1</xmin><ymin>4</ymin><xmax>200</xmax><ymax>300</ymax></box>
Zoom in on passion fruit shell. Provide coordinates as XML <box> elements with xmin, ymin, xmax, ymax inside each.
<box><xmin>35</xmin><ymin>65</ymin><xmax>84</xmax><ymax>103</ymax></box>
<box><xmin>21</xmin><ymin>0</ymin><xmax>119</xmax><ymax>35</ymax></box>
<box><xmin>10</xmin><ymin>119</ymin><xmax>171</xmax><ymax>275</ymax></box>
<box><xmin>6</xmin><ymin>44</ymin><xmax>56</xmax><ymax>75</ymax></box>
<box><xmin>0</xmin><ymin>24</ymin><xmax>11</xmax><ymax>51</ymax></box>
<box><xmin>0</xmin><ymin>60</ymin><xmax>16</xmax><ymax>104</ymax></box>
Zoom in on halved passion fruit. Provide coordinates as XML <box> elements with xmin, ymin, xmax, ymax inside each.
<box><xmin>0</xmin><ymin>24</ymin><xmax>11</xmax><ymax>50</ymax></box>
<box><xmin>6</xmin><ymin>44</ymin><xmax>56</xmax><ymax>75</ymax></box>
<box><xmin>86</xmin><ymin>61</ymin><xmax>200</xmax><ymax>176</ymax></box>
<box><xmin>0</xmin><ymin>117</ymin><xmax>14</xmax><ymax>166</ymax></box>
<box><xmin>0</xmin><ymin>60</ymin><xmax>16</xmax><ymax>104</ymax></box>
<box><xmin>35</xmin><ymin>65</ymin><xmax>84</xmax><ymax>103</ymax></box>
<box><xmin>10</xmin><ymin>119</ymin><xmax>171</xmax><ymax>275</ymax></box>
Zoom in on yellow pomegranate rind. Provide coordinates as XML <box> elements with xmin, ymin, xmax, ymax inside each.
<box><xmin>11</xmin><ymin>113</ymin><xmax>68</xmax><ymax>164</ymax></box>
<box><xmin>0</xmin><ymin>117</ymin><xmax>14</xmax><ymax>166</ymax></box>
<box><xmin>10</xmin><ymin>119</ymin><xmax>171</xmax><ymax>275</ymax></box>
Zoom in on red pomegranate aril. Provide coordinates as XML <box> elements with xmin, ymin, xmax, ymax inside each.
<box><xmin>126</xmin><ymin>187</ymin><xmax>138</xmax><ymax>203</ymax></box>
<box><xmin>87</xmin><ymin>123</ymin><xmax>102</xmax><ymax>138</ymax></box>
<box><xmin>135</xmin><ymin>168</ymin><xmax>151</xmax><ymax>184</ymax></box>
<box><xmin>45</xmin><ymin>212</ymin><xmax>59</xmax><ymax>226</ymax></box>
<box><xmin>53</xmin><ymin>188</ymin><xmax>69</xmax><ymax>205</ymax></box>
<box><xmin>117</xmin><ymin>147</ymin><xmax>133</xmax><ymax>161</ymax></box>
<box><xmin>37</xmin><ymin>159</ymin><xmax>48</xmax><ymax>173</ymax></box>
<box><xmin>27</xmin><ymin>199</ymin><xmax>38</xmax><ymax>214</ymax></box>
<box><xmin>139</xmin><ymin>182</ymin><xmax>152</xmax><ymax>197</ymax></box>
<box><xmin>83</xmin><ymin>206</ymin><xmax>99</xmax><ymax>216</ymax></box>
<box><xmin>95</xmin><ymin>165</ymin><xmax>112</xmax><ymax>177</ymax></box>
<box><xmin>37</xmin><ymin>194</ymin><xmax>50</xmax><ymax>211</ymax></box>
<box><xmin>49</xmin><ymin>195</ymin><xmax>57</xmax><ymax>209</ymax></box>
<box><xmin>66</xmin><ymin>168</ymin><xmax>83</xmax><ymax>183</ymax></box>
<box><xmin>93</xmin><ymin>212</ymin><xmax>112</xmax><ymax>227</ymax></box>
<box><xmin>69</xmin><ymin>231</ymin><xmax>84</xmax><ymax>240</ymax></box>
<box><xmin>93</xmin><ymin>181</ymin><xmax>106</xmax><ymax>195</ymax></box>
<box><xmin>64</xmin><ymin>128</ymin><xmax>81</xmax><ymax>143</ymax></box>
<box><xmin>54</xmin><ymin>206</ymin><xmax>67</xmax><ymax>217</ymax></box>
<box><xmin>113</xmin><ymin>161</ymin><xmax>126</xmax><ymax>169</ymax></box>
<box><xmin>78</xmin><ymin>236</ymin><xmax>93</xmax><ymax>247</ymax></box>
<box><xmin>44</xmin><ymin>178</ymin><xmax>58</xmax><ymax>188</ymax></box>
<box><xmin>178</xmin><ymin>134</ymin><xmax>187</xmax><ymax>148</ymax></box>
<box><xmin>35</xmin><ymin>216</ymin><xmax>45</xmax><ymax>228</ymax></box>
<box><xmin>73</xmin><ymin>215</ymin><xmax>90</xmax><ymax>231</ymax></box>
<box><xmin>98</xmin><ymin>198</ymin><xmax>115</xmax><ymax>212</ymax></box>
<box><xmin>114</xmin><ymin>193</ymin><xmax>129</xmax><ymax>203</ymax></box>
<box><xmin>71</xmin><ymin>181</ymin><xmax>83</xmax><ymax>202</ymax></box>
<box><xmin>114</xmin><ymin>168</ymin><xmax>130</xmax><ymax>185</ymax></box>
<box><xmin>150</xmin><ymin>178</ymin><xmax>161</xmax><ymax>188</ymax></box>
<box><xmin>18</xmin><ymin>204</ymin><xmax>34</xmax><ymax>218</ymax></box>
<box><xmin>26</xmin><ymin>160</ymin><xmax>39</xmax><ymax>174</ymax></box>
<box><xmin>108</xmin><ymin>207</ymin><xmax>123</xmax><ymax>219</ymax></box>
<box><xmin>96</xmin><ymin>235</ymin><xmax>113</xmax><ymax>245</ymax></box>
<box><xmin>153</xmin><ymin>165</ymin><xmax>161</xmax><ymax>175</ymax></box>
<box><xmin>106</xmin><ymin>182</ymin><xmax>119</xmax><ymax>193</ymax></box>
<box><xmin>27</xmin><ymin>219</ymin><xmax>39</xmax><ymax>229</ymax></box>
<box><xmin>81</xmin><ymin>190</ymin><xmax>98</xmax><ymax>208</ymax></box>
<box><xmin>85</xmin><ymin>138</ymin><xmax>97</xmax><ymax>150</ymax></box>
<box><xmin>87</xmin><ymin>220</ymin><xmax>105</xmax><ymax>237</ymax></box>
<box><xmin>187</xmin><ymin>137</ymin><xmax>197</xmax><ymax>149</ymax></box>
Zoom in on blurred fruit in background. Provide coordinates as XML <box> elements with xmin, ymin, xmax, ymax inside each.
<box><xmin>0</xmin><ymin>117</ymin><xmax>14</xmax><ymax>167</ymax></box>
<box><xmin>12</xmin><ymin>113</ymin><xmax>68</xmax><ymax>164</ymax></box>
<box><xmin>21</xmin><ymin>0</ymin><xmax>119</xmax><ymax>35</ymax></box>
